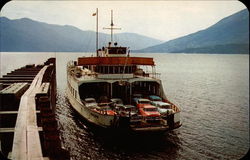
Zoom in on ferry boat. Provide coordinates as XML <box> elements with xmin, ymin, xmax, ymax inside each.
<box><xmin>66</xmin><ymin>9</ymin><xmax>181</xmax><ymax>132</ymax></box>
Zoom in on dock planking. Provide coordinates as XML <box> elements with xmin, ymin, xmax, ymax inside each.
<box><xmin>0</xmin><ymin>80</ymin><xmax>33</xmax><ymax>84</ymax></box>
<box><xmin>3</xmin><ymin>75</ymin><xmax>36</xmax><ymax>77</ymax></box>
<box><xmin>0</xmin><ymin>77</ymin><xmax>35</xmax><ymax>80</ymax></box>
<box><xmin>7</xmin><ymin>72</ymin><xmax>39</xmax><ymax>75</ymax></box>
<box><xmin>11</xmin><ymin>65</ymin><xmax>48</xmax><ymax>160</ymax></box>
<box><xmin>0</xmin><ymin>58</ymin><xmax>69</xmax><ymax>160</ymax></box>
<box><xmin>0</xmin><ymin>110</ymin><xmax>40</xmax><ymax>114</ymax></box>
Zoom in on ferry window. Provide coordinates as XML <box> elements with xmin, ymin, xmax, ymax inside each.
<box><xmin>102</xmin><ymin>66</ymin><xmax>105</xmax><ymax>73</ymax></box>
<box><xmin>109</xmin><ymin>66</ymin><xmax>114</xmax><ymax>74</ymax></box>
<box><xmin>108</xmin><ymin>47</ymin><xmax>126</xmax><ymax>54</ymax></box>
<box><xmin>105</xmin><ymin>66</ymin><xmax>108</xmax><ymax>73</ymax></box>
<box><xmin>127</xmin><ymin>67</ymin><xmax>129</xmax><ymax>73</ymax></box>
<box><xmin>109</xmin><ymin>48</ymin><xmax>117</xmax><ymax>54</ymax></box>
<box><xmin>97</xmin><ymin>66</ymin><xmax>100</xmax><ymax>73</ymax></box>
<box><xmin>117</xmin><ymin>49</ymin><xmax>125</xmax><ymax>54</ymax></box>
<box><xmin>132</xmin><ymin>66</ymin><xmax>136</xmax><ymax>72</ymax></box>
<box><xmin>125</xmin><ymin>66</ymin><xmax>128</xmax><ymax>73</ymax></box>
<box><xmin>100</xmin><ymin>66</ymin><xmax>103</xmax><ymax>73</ymax></box>
<box><xmin>99</xmin><ymin>66</ymin><xmax>101</xmax><ymax>73</ymax></box>
<box><xmin>115</xmin><ymin>66</ymin><xmax>118</xmax><ymax>73</ymax></box>
<box><xmin>120</xmin><ymin>66</ymin><xmax>124</xmax><ymax>73</ymax></box>
<box><xmin>128</xmin><ymin>66</ymin><xmax>131</xmax><ymax>73</ymax></box>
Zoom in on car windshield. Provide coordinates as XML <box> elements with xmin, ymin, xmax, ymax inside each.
<box><xmin>125</xmin><ymin>108</ymin><xmax>131</xmax><ymax>112</ymax></box>
<box><xmin>86</xmin><ymin>100</ymin><xmax>96</xmax><ymax>103</ymax></box>
<box><xmin>144</xmin><ymin>108</ymin><xmax>157</xmax><ymax>112</ymax></box>
<box><xmin>133</xmin><ymin>94</ymin><xmax>142</xmax><ymax>98</ymax></box>
<box><xmin>160</xmin><ymin>105</ymin><xmax>171</xmax><ymax>109</ymax></box>
<box><xmin>116</xmin><ymin>104</ymin><xmax>124</xmax><ymax>107</ymax></box>
<box><xmin>131</xmin><ymin>108</ymin><xmax>137</xmax><ymax>112</ymax></box>
<box><xmin>150</xmin><ymin>96</ymin><xmax>162</xmax><ymax>101</ymax></box>
<box><xmin>139</xmin><ymin>100</ymin><xmax>150</xmax><ymax>104</ymax></box>
<box><xmin>101</xmin><ymin>106</ymin><xmax>111</xmax><ymax>111</ymax></box>
<box><xmin>111</xmin><ymin>99</ymin><xmax>123</xmax><ymax>104</ymax></box>
<box><xmin>116</xmin><ymin>100</ymin><xmax>123</xmax><ymax>104</ymax></box>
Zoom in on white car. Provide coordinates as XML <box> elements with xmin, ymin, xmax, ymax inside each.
<box><xmin>118</xmin><ymin>105</ymin><xmax>138</xmax><ymax>117</ymax></box>
<box><xmin>150</xmin><ymin>101</ymin><xmax>174</xmax><ymax>115</ymax></box>
<box><xmin>110</xmin><ymin>98</ymin><xmax>123</xmax><ymax>105</ymax></box>
<box><xmin>84</xmin><ymin>98</ymin><xmax>98</xmax><ymax>107</ymax></box>
<box><xmin>135</xmin><ymin>98</ymin><xmax>151</xmax><ymax>105</ymax></box>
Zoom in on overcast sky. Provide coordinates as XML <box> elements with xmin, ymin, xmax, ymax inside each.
<box><xmin>1</xmin><ymin>0</ymin><xmax>247</xmax><ymax>41</ymax></box>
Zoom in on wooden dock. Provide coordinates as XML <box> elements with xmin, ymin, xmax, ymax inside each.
<box><xmin>0</xmin><ymin>58</ymin><xmax>69</xmax><ymax>160</ymax></box>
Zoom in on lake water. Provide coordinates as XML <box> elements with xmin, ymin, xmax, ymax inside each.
<box><xmin>1</xmin><ymin>52</ymin><xmax>249</xmax><ymax>159</ymax></box>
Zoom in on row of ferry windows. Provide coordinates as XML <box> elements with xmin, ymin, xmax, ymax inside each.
<box><xmin>94</xmin><ymin>66</ymin><xmax>137</xmax><ymax>74</ymax></box>
<box><xmin>68</xmin><ymin>81</ymin><xmax>77</xmax><ymax>99</ymax></box>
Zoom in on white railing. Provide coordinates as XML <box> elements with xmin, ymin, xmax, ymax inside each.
<box><xmin>134</xmin><ymin>72</ymin><xmax>161</xmax><ymax>79</ymax></box>
<box><xmin>97</xmin><ymin>73</ymin><xmax>134</xmax><ymax>79</ymax></box>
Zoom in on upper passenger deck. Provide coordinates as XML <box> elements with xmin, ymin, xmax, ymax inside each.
<box><xmin>77</xmin><ymin>56</ymin><xmax>155</xmax><ymax>66</ymax></box>
<box><xmin>78</xmin><ymin>42</ymin><xmax>154</xmax><ymax>66</ymax></box>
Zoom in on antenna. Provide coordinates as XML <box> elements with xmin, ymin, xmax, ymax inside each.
<box><xmin>103</xmin><ymin>10</ymin><xmax>121</xmax><ymax>46</ymax></box>
<box><xmin>96</xmin><ymin>8</ymin><xmax>98</xmax><ymax>56</ymax></box>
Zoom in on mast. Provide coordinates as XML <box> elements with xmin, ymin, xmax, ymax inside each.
<box><xmin>92</xmin><ymin>8</ymin><xmax>99</xmax><ymax>56</ymax></box>
<box><xmin>96</xmin><ymin>8</ymin><xmax>98</xmax><ymax>56</ymax></box>
<box><xmin>111</xmin><ymin>10</ymin><xmax>114</xmax><ymax>44</ymax></box>
<box><xmin>103</xmin><ymin>10</ymin><xmax>121</xmax><ymax>46</ymax></box>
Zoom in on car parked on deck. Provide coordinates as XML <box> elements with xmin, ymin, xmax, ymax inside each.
<box><xmin>84</xmin><ymin>98</ymin><xmax>97</xmax><ymax>107</ymax></box>
<box><xmin>138</xmin><ymin>105</ymin><xmax>161</xmax><ymax>122</ymax></box>
<box><xmin>150</xmin><ymin>101</ymin><xmax>174</xmax><ymax>116</ymax></box>
<box><xmin>148</xmin><ymin>95</ymin><xmax>162</xmax><ymax>101</ymax></box>
<box><xmin>134</xmin><ymin>98</ymin><xmax>151</xmax><ymax>107</ymax></box>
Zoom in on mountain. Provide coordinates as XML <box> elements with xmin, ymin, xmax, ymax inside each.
<box><xmin>137</xmin><ymin>9</ymin><xmax>249</xmax><ymax>54</ymax></box>
<box><xmin>0</xmin><ymin>17</ymin><xmax>162</xmax><ymax>52</ymax></box>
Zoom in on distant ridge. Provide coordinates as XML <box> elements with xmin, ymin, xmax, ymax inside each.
<box><xmin>137</xmin><ymin>9</ymin><xmax>249</xmax><ymax>54</ymax></box>
<box><xmin>0</xmin><ymin>17</ymin><xmax>162</xmax><ymax>52</ymax></box>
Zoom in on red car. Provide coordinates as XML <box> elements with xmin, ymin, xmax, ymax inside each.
<box><xmin>138</xmin><ymin>104</ymin><xmax>161</xmax><ymax>122</ymax></box>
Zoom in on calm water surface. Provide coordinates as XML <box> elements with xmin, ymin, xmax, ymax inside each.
<box><xmin>1</xmin><ymin>52</ymin><xmax>249</xmax><ymax>159</ymax></box>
